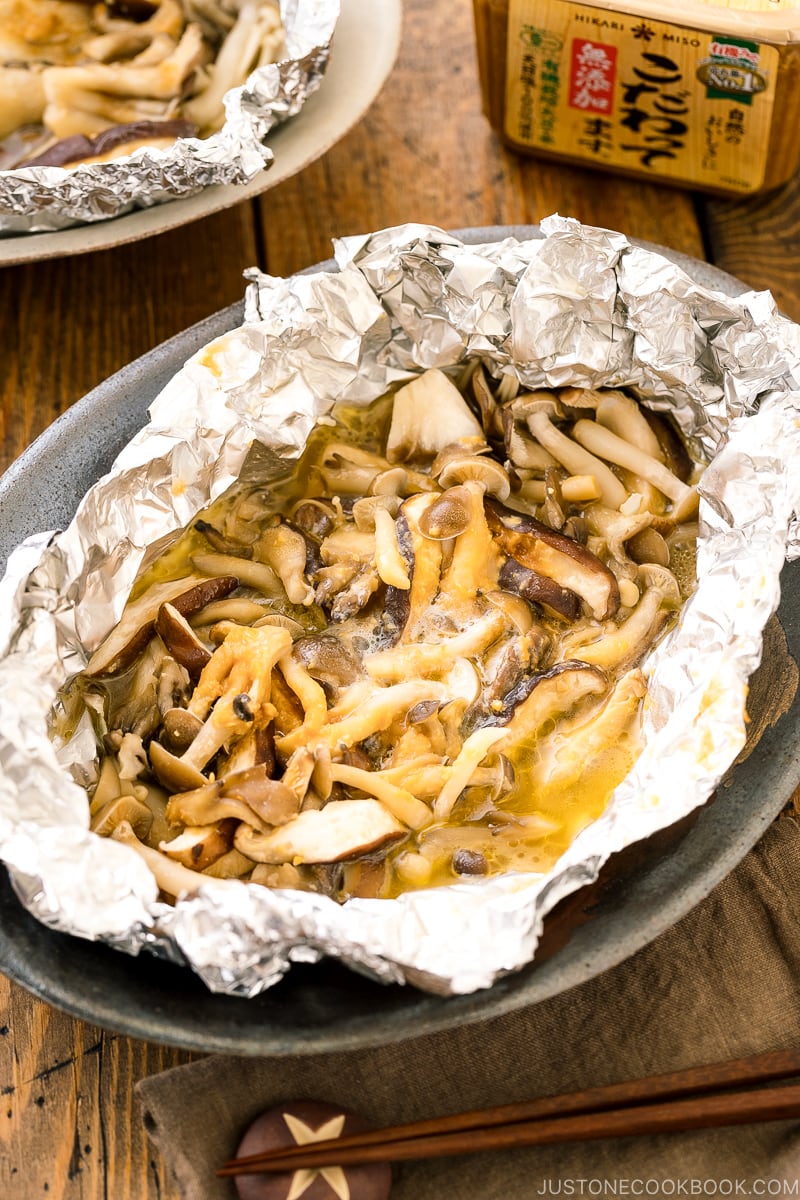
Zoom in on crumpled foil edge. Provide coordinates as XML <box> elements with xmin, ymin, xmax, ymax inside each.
<box><xmin>2</xmin><ymin>215</ymin><xmax>800</xmax><ymax>998</ymax></box>
<box><xmin>0</xmin><ymin>0</ymin><xmax>339</xmax><ymax>234</ymax></box>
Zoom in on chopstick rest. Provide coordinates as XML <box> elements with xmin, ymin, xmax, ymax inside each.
<box><xmin>231</xmin><ymin>1100</ymin><xmax>393</xmax><ymax>1200</ymax></box>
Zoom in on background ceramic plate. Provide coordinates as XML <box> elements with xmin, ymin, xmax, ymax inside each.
<box><xmin>0</xmin><ymin>228</ymin><xmax>798</xmax><ymax>1055</ymax></box>
<box><xmin>0</xmin><ymin>0</ymin><xmax>401</xmax><ymax>266</ymax></box>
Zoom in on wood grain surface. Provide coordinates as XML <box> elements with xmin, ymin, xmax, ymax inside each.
<box><xmin>0</xmin><ymin>1</ymin><xmax>794</xmax><ymax>1197</ymax></box>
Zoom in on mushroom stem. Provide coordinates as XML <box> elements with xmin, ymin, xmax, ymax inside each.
<box><xmin>526</xmin><ymin>405</ymin><xmax>629</xmax><ymax>509</ymax></box>
<box><xmin>330</xmin><ymin>763</ymin><xmax>432</xmax><ymax>829</ymax></box>
<box><xmin>572</xmin><ymin>420</ymin><xmax>698</xmax><ymax>520</ymax></box>
<box><xmin>111</xmin><ymin>820</ymin><xmax>232</xmax><ymax>897</ymax></box>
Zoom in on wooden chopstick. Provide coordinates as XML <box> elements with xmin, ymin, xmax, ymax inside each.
<box><xmin>217</xmin><ymin>1047</ymin><xmax>800</xmax><ymax>1177</ymax></box>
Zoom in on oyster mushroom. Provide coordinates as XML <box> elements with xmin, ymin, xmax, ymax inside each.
<box><xmin>386</xmin><ymin>369</ymin><xmax>484</xmax><ymax>464</ymax></box>
<box><xmin>43</xmin><ymin>24</ymin><xmax>205</xmax><ymax>137</ymax></box>
<box><xmin>255</xmin><ymin>522</ymin><xmax>315</xmax><ymax>606</ymax></box>
<box><xmin>166</xmin><ymin>768</ymin><xmax>299</xmax><ymax>830</ymax></box>
<box><xmin>317</xmin><ymin>444</ymin><xmax>392</xmax><ymax>495</ymax></box>
<box><xmin>529</xmin><ymin>668</ymin><xmax>646</xmax><ymax>793</ymax></box>
<box><xmin>292</xmin><ymin>635</ymin><xmax>362</xmax><ymax>693</ymax></box>
<box><xmin>232</xmin><ymin>800</ymin><xmax>407</xmax><ymax>865</ymax></box>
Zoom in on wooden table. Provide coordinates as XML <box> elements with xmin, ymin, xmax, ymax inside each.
<box><xmin>1</xmin><ymin>1</ymin><xmax>799</xmax><ymax>1195</ymax></box>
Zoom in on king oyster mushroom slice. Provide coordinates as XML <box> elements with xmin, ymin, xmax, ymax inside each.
<box><xmin>233</xmin><ymin>800</ymin><xmax>407</xmax><ymax>865</ymax></box>
<box><xmin>85</xmin><ymin>575</ymin><xmax>238</xmax><ymax>677</ymax></box>
<box><xmin>485</xmin><ymin>498</ymin><xmax>620</xmax><ymax>621</ymax></box>
<box><xmin>159</xmin><ymin>820</ymin><xmax>237</xmax><ymax>871</ymax></box>
<box><xmin>386</xmin><ymin>369</ymin><xmax>484</xmax><ymax>464</ymax></box>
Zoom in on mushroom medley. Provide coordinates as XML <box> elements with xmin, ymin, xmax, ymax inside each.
<box><xmin>0</xmin><ymin>0</ymin><xmax>283</xmax><ymax>169</ymax></box>
<box><xmin>61</xmin><ymin>366</ymin><xmax>702</xmax><ymax>902</ymax></box>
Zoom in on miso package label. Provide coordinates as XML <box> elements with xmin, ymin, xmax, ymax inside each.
<box><xmin>505</xmin><ymin>0</ymin><xmax>780</xmax><ymax>191</ymax></box>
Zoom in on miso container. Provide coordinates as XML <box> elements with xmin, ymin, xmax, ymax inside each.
<box><xmin>473</xmin><ymin>0</ymin><xmax>800</xmax><ymax>194</ymax></box>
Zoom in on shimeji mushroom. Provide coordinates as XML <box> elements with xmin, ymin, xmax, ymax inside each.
<box><xmin>521</xmin><ymin>396</ymin><xmax>629</xmax><ymax>510</ymax></box>
<box><xmin>178</xmin><ymin>622</ymin><xmax>292</xmax><ymax>771</ymax></box>
<box><xmin>572</xmin><ymin>420</ymin><xmax>698</xmax><ymax>521</ymax></box>
<box><xmin>184</xmin><ymin>0</ymin><xmax>284</xmax><ymax>133</ymax></box>
<box><xmin>571</xmin><ymin>564</ymin><xmax>683</xmax><ymax>672</ymax></box>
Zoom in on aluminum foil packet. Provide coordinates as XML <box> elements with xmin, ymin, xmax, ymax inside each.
<box><xmin>0</xmin><ymin>0</ymin><xmax>339</xmax><ymax>235</ymax></box>
<box><xmin>2</xmin><ymin>215</ymin><xmax>800</xmax><ymax>997</ymax></box>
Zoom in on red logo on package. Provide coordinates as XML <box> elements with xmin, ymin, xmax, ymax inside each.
<box><xmin>569</xmin><ymin>39</ymin><xmax>617</xmax><ymax>113</ymax></box>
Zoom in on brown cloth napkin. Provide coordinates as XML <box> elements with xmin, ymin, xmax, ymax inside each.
<box><xmin>137</xmin><ymin>816</ymin><xmax>800</xmax><ymax>1198</ymax></box>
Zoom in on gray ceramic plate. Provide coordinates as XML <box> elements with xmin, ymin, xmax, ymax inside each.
<box><xmin>1</xmin><ymin>227</ymin><xmax>798</xmax><ymax>1056</ymax></box>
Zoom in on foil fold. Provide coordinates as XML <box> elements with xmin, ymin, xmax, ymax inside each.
<box><xmin>0</xmin><ymin>0</ymin><xmax>339</xmax><ymax>235</ymax></box>
<box><xmin>2</xmin><ymin>217</ymin><xmax>800</xmax><ymax>997</ymax></box>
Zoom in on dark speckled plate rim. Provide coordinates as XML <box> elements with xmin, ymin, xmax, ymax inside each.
<box><xmin>0</xmin><ymin>225</ymin><xmax>798</xmax><ymax>1056</ymax></box>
